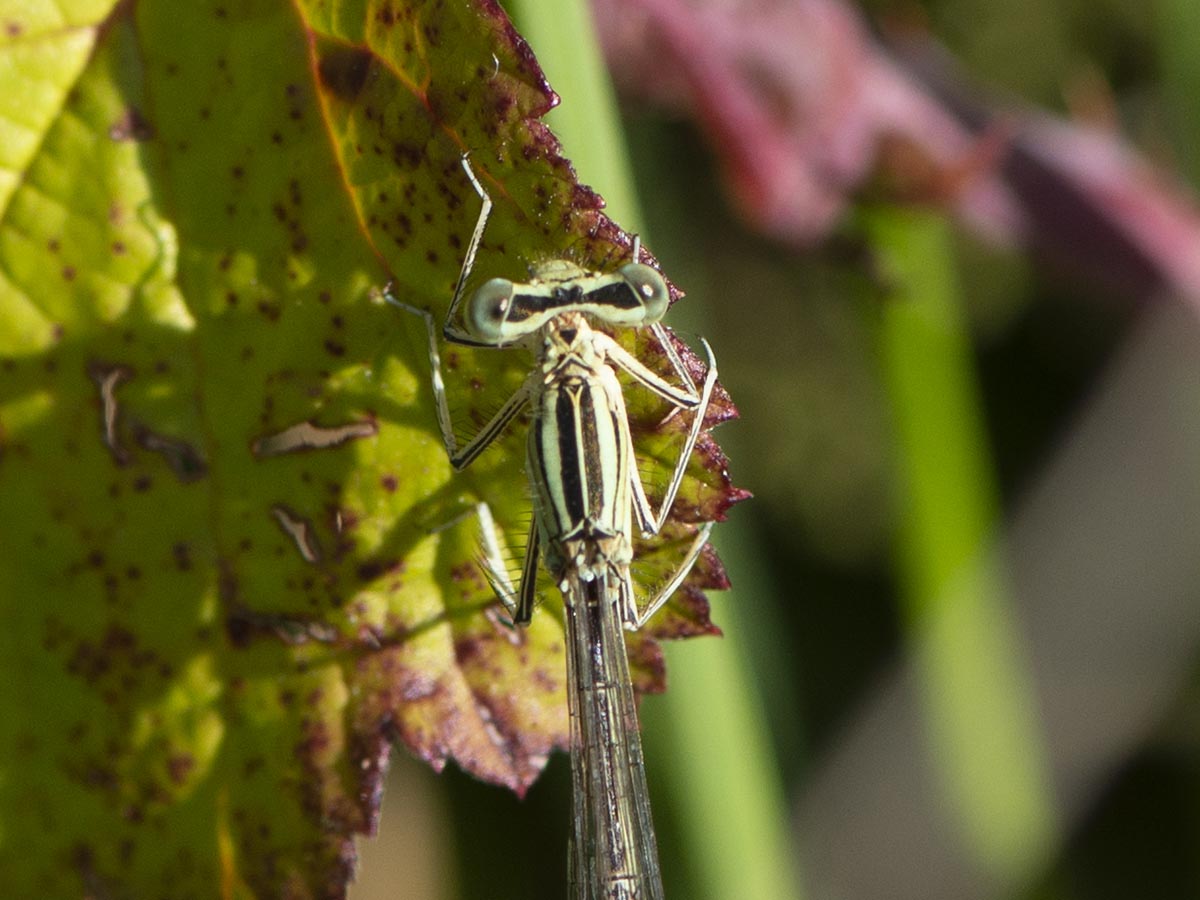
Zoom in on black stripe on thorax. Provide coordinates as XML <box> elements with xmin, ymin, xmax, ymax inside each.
<box><xmin>551</xmin><ymin>379</ymin><xmax>613</xmax><ymax>533</ymax></box>
<box><xmin>555</xmin><ymin>385</ymin><xmax>586</xmax><ymax>527</ymax></box>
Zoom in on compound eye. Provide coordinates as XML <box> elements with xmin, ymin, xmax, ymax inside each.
<box><xmin>618</xmin><ymin>263</ymin><xmax>669</xmax><ymax>322</ymax></box>
<box><xmin>467</xmin><ymin>278</ymin><xmax>515</xmax><ymax>342</ymax></box>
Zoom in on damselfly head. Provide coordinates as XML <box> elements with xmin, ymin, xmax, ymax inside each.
<box><xmin>464</xmin><ymin>256</ymin><xmax>669</xmax><ymax>345</ymax></box>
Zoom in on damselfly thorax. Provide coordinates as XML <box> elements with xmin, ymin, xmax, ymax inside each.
<box><xmin>529</xmin><ymin>310</ymin><xmax>637</xmax><ymax>591</ymax></box>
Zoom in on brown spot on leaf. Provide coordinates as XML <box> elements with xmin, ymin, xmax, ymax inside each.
<box><xmin>454</xmin><ymin>635</ymin><xmax>486</xmax><ymax>665</ymax></box>
<box><xmin>134</xmin><ymin>426</ymin><xmax>208</xmax><ymax>482</ymax></box>
<box><xmin>355</xmin><ymin>559</ymin><xmax>394</xmax><ymax>582</ymax></box>
<box><xmin>390</xmin><ymin>141</ymin><xmax>423</xmax><ymax>169</ymax></box>
<box><xmin>225</xmin><ymin>613</ymin><xmax>252</xmax><ymax>647</ymax></box>
<box><xmin>166</xmin><ymin>754</ymin><xmax>195</xmax><ymax>785</ymax></box>
<box><xmin>109</xmin><ymin>107</ymin><xmax>155</xmax><ymax>142</ymax></box>
<box><xmin>226</xmin><ymin>607</ymin><xmax>340</xmax><ymax>647</ymax></box>
<box><xmin>317</xmin><ymin>45</ymin><xmax>375</xmax><ymax>102</ymax></box>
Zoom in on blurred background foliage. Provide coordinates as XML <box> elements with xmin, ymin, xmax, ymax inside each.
<box><xmin>354</xmin><ymin>0</ymin><xmax>1200</xmax><ymax>899</ymax></box>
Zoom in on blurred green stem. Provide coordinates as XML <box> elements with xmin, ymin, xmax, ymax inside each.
<box><xmin>867</xmin><ymin>208</ymin><xmax>1059</xmax><ymax>880</ymax></box>
<box><xmin>1158</xmin><ymin>0</ymin><xmax>1200</xmax><ymax>186</ymax></box>
<box><xmin>509</xmin><ymin>1</ymin><xmax>800</xmax><ymax>898</ymax></box>
<box><xmin>650</xmin><ymin>523</ymin><xmax>805</xmax><ymax>900</ymax></box>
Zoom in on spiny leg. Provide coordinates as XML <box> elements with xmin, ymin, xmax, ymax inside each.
<box><xmin>382</xmin><ymin>289</ymin><xmax>532</xmax><ymax>469</ymax></box>
<box><xmin>381</xmin><ymin>152</ymin><xmax>530</xmax><ymax>466</ymax></box>
<box><xmin>651</xmin><ymin>322</ymin><xmax>698</xmax><ymax>398</ymax></box>
<box><xmin>621</xmin><ymin>336</ymin><xmax>719</xmax><ymax>536</ymax></box>
<box><xmin>387</xmin><ymin>154</ymin><xmax>497</xmax><ymax>350</ymax></box>
<box><xmin>626</xmin><ymin>520</ymin><xmax>715</xmax><ymax>629</ymax></box>
<box><xmin>606</xmin><ymin>331</ymin><xmax>719</xmax><ymax>627</ymax></box>
<box><xmin>603</xmin><ymin>334</ymin><xmax>706</xmax><ymax>410</ymax></box>
<box><xmin>630</xmin><ymin>233</ymin><xmax>699</xmax><ymax>398</ymax></box>
<box><xmin>479</xmin><ymin>507</ymin><xmax>544</xmax><ymax>627</ymax></box>
<box><xmin>473</xmin><ymin>501</ymin><xmax>534</xmax><ymax>623</ymax></box>
<box><xmin>513</xmin><ymin>520</ymin><xmax>542</xmax><ymax>626</ymax></box>
<box><xmin>383</xmin><ymin>155</ymin><xmax>542</xmax><ymax>617</ymax></box>
<box><xmin>442</xmin><ymin>153</ymin><xmax>496</xmax><ymax>346</ymax></box>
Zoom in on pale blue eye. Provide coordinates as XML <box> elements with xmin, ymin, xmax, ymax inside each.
<box><xmin>618</xmin><ymin>263</ymin><xmax>668</xmax><ymax>322</ymax></box>
<box><xmin>468</xmin><ymin>278</ymin><xmax>515</xmax><ymax>341</ymax></box>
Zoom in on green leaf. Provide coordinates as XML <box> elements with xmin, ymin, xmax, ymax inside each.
<box><xmin>0</xmin><ymin>0</ymin><xmax>740</xmax><ymax>895</ymax></box>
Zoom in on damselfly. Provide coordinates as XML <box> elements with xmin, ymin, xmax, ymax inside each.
<box><xmin>393</xmin><ymin>156</ymin><xmax>717</xmax><ymax>900</ymax></box>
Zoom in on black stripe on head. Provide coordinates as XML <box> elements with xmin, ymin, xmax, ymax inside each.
<box><xmin>552</xmin><ymin>283</ymin><xmax>586</xmax><ymax>307</ymax></box>
<box><xmin>582</xmin><ymin>280</ymin><xmax>640</xmax><ymax>311</ymax></box>
<box><xmin>508</xmin><ymin>283</ymin><xmax>587</xmax><ymax>323</ymax></box>
<box><xmin>505</xmin><ymin>292</ymin><xmax>543</xmax><ymax>323</ymax></box>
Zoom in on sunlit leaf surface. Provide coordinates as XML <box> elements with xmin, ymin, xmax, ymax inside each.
<box><xmin>0</xmin><ymin>0</ymin><xmax>740</xmax><ymax>895</ymax></box>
